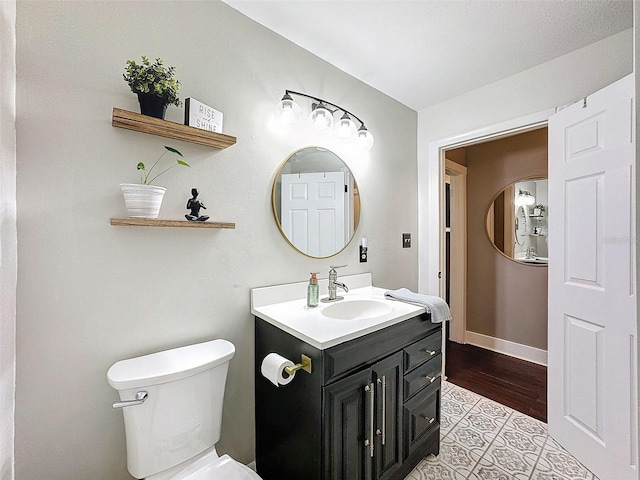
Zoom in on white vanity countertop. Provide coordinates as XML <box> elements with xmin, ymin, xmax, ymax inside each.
<box><xmin>250</xmin><ymin>273</ymin><xmax>425</xmax><ymax>350</ymax></box>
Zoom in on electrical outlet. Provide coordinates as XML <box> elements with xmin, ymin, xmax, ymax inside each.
<box><xmin>402</xmin><ymin>233</ymin><xmax>411</xmax><ymax>248</ymax></box>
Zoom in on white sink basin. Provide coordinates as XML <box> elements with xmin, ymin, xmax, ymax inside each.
<box><xmin>521</xmin><ymin>257</ymin><xmax>548</xmax><ymax>264</ymax></box>
<box><xmin>322</xmin><ymin>299</ymin><xmax>393</xmax><ymax>320</ymax></box>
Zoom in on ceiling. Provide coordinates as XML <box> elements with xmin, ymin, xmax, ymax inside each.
<box><xmin>222</xmin><ymin>0</ymin><xmax>632</xmax><ymax>111</ymax></box>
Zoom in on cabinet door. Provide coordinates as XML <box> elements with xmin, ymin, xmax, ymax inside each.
<box><xmin>373</xmin><ymin>352</ymin><xmax>403</xmax><ymax>480</ymax></box>
<box><xmin>324</xmin><ymin>368</ymin><xmax>373</xmax><ymax>480</ymax></box>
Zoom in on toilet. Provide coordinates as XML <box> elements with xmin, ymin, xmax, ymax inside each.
<box><xmin>107</xmin><ymin>339</ymin><xmax>262</xmax><ymax>480</ymax></box>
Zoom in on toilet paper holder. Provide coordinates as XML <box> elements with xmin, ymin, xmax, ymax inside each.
<box><xmin>284</xmin><ymin>354</ymin><xmax>312</xmax><ymax>376</ymax></box>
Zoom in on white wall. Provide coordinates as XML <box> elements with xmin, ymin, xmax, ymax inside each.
<box><xmin>0</xmin><ymin>1</ymin><xmax>17</xmax><ymax>479</ymax></box>
<box><xmin>14</xmin><ymin>2</ymin><xmax>417</xmax><ymax>479</ymax></box>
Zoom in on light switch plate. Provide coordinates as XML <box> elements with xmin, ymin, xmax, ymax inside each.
<box><xmin>403</xmin><ymin>233</ymin><xmax>411</xmax><ymax>248</ymax></box>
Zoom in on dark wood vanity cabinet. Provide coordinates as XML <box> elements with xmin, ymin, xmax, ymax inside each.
<box><xmin>255</xmin><ymin>313</ymin><xmax>442</xmax><ymax>480</ymax></box>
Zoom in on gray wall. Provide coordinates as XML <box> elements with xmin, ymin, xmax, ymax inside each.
<box><xmin>14</xmin><ymin>2</ymin><xmax>417</xmax><ymax>479</ymax></box>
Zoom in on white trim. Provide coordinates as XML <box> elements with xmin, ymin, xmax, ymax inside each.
<box><xmin>444</xmin><ymin>161</ymin><xmax>467</xmax><ymax>344</ymax></box>
<box><xmin>445</xmin><ymin>158</ymin><xmax>467</xmax><ymax>175</ymax></box>
<box><xmin>465</xmin><ymin>330</ymin><xmax>547</xmax><ymax>367</ymax></box>
<box><xmin>0</xmin><ymin>2</ymin><xmax>17</xmax><ymax>480</ymax></box>
<box><xmin>464</xmin><ymin>330</ymin><xmax>548</xmax><ymax>366</ymax></box>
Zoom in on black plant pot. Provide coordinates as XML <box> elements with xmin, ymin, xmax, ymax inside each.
<box><xmin>136</xmin><ymin>92</ymin><xmax>169</xmax><ymax>119</ymax></box>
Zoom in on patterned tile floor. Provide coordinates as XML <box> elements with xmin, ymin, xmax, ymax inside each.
<box><xmin>405</xmin><ymin>381</ymin><xmax>599</xmax><ymax>480</ymax></box>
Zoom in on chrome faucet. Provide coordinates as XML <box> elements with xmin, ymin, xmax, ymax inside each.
<box><xmin>321</xmin><ymin>265</ymin><xmax>349</xmax><ymax>303</ymax></box>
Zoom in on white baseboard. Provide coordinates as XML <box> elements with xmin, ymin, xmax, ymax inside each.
<box><xmin>464</xmin><ymin>331</ymin><xmax>548</xmax><ymax>366</ymax></box>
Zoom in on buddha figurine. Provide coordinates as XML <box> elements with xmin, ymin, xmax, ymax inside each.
<box><xmin>185</xmin><ymin>188</ymin><xmax>209</xmax><ymax>222</ymax></box>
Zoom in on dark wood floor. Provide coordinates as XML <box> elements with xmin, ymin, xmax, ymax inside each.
<box><xmin>445</xmin><ymin>340</ymin><xmax>547</xmax><ymax>422</ymax></box>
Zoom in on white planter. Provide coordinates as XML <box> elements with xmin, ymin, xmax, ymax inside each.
<box><xmin>120</xmin><ymin>184</ymin><xmax>166</xmax><ymax>219</ymax></box>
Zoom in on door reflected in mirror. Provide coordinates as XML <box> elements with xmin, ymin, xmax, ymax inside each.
<box><xmin>486</xmin><ymin>178</ymin><xmax>548</xmax><ymax>266</ymax></box>
<box><xmin>272</xmin><ymin>147</ymin><xmax>360</xmax><ymax>258</ymax></box>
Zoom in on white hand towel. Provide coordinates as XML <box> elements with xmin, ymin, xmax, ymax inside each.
<box><xmin>384</xmin><ymin>288</ymin><xmax>452</xmax><ymax>323</ymax></box>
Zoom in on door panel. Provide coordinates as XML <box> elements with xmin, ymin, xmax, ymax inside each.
<box><xmin>281</xmin><ymin>171</ymin><xmax>346</xmax><ymax>257</ymax></box>
<box><xmin>548</xmin><ymin>74</ymin><xmax>637</xmax><ymax>480</ymax></box>
<box><xmin>564</xmin><ymin>174</ymin><xmax>602</xmax><ymax>287</ymax></box>
<box><xmin>564</xmin><ymin>315</ymin><xmax>604</xmax><ymax>439</ymax></box>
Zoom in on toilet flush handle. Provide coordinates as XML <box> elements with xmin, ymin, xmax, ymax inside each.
<box><xmin>112</xmin><ymin>391</ymin><xmax>148</xmax><ymax>409</ymax></box>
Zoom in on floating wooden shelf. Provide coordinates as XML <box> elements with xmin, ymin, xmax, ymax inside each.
<box><xmin>110</xmin><ymin>218</ymin><xmax>235</xmax><ymax>229</ymax></box>
<box><xmin>112</xmin><ymin>108</ymin><xmax>236</xmax><ymax>149</ymax></box>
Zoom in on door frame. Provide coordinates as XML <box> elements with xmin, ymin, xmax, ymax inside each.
<box><xmin>444</xmin><ymin>159</ymin><xmax>467</xmax><ymax>344</ymax></box>
<box><xmin>418</xmin><ymin>108</ymin><xmax>553</xmax><ymax>298</ymax></box>
<box><xmin>418</xmin><ymin>109</ymin><xmax>552</xmax><ymax>383</ymax></box>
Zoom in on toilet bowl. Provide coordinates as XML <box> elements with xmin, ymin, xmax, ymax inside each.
<box><xmin>107</xmin><ymin>339</ymin><xmax>262</xmax><ymax>480</ymax></box>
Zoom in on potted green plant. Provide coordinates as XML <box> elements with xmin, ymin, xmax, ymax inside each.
<box><xmin>533</xmin><ymin>204</ymin><xmax>546</xmax><ymax>216</ymax></box>
<box><xmin>121</xmin><ymin>145</ymin><xmax>190</xmax><ymax>218</ymax></box>
<box><xmin>123</xmin><ymin>56</ymin><xmax>182</xmax><ymax>119</ymax></box>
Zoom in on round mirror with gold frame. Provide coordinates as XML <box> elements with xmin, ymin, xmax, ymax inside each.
<box><xmin>485</xmin><ymin>177</ymin><xmax>548</xmax><ymax>266</ymax></box>
<box><xmin>272</xmin><ymin>147</ymin><xmax>360</xmax><ymax>258</ymax></box>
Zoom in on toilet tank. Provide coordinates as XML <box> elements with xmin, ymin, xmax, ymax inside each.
<box><xmin>107</xmin><ymin>339</ymin><xmax>235</xmax><ymax>479</ymax></box>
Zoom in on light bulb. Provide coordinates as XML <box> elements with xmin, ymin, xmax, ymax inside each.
<box><xmin>309</xmin><ymin>103</ymin><xmax>334</xmax><ymax>132</ymax></box>
<box><xmin>516</xmin><ymin>190</ymin><xmax>535</xmax><ymax>206</ymax></box>
<box><xmin>274</xmin><ymin>93</ymin><xmax>301</xmax><ymax>129</ymax></box>
<box><xmin>357</xmin><ymin>125</ymin><xmax>374</xmax><ymax>150</ymax></box>
<box><xmin>336</xmin><ymin>112</ymin><xmax>357</xmax><ymax>139</ymax></box>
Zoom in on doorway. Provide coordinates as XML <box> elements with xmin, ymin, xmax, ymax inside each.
<box><xmin>442</xmin><ymin>130</ymin><xmax>549</xmax><ymax>420</ymax></box>
<box><xmin>418</xmin><ymin>112</ymin><xmax>552</xmax><ymax>422</ymax></box>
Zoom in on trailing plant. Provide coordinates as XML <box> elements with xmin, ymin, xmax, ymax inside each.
<box><xmin>534</xmin><ymin>204</ymin><xmax>546</xmax><ymax>212</ymax></box>
<box><xmin>137</xmin><ymin>146</ymin><xmax>190</xmax><ymax>185</ymax></box>
<box><xmin>123</xmin><ymin>56</ymin><xmax>182</xmax><ymax>107</ymax></box>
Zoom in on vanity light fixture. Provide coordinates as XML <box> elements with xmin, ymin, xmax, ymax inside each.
<box><xmin>275</xmin><ymin>90</ymin><xmax>374</xmax><ymax>150</ymax></box>
<box><xmin>516</xmin><ymin>189</ymin><xmax>536</xmax><ymax>206</ymax></box>
<box><xmin>274</xmin><ymin>92</ymin><xmax>302</xmax><ymax>129</ymax></box>
<box><xmin>309</xmin><ymin>102</ymin><xmax>334</xmax><ymax>132</ymax></box>
<box><xmin>337</xmin><ymin>112</ymin><xmax>357</xmax><ymax>139</ymax></box>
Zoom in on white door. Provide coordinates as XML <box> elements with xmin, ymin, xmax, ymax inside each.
<box><xmin>281</xmin><ymin>171</ymin><xmax>346</xmax><ymax>257</ymax></box>
<box><xmin>548</xmin><ymin>74</ymin><xmax>637</xmax><ymax>480</ymax></box>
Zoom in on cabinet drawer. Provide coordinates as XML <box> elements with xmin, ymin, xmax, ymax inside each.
<box><xmin>403</xmin><ymin>329</ymin><xmax>442</xmax><ymax>372</ymax></box>
<box><xmin>324</xmin><ymin>314</ymin><xmax>437</xmax><ymax>384</ymax></box>
<box><xmin>403</xmin><ymin>354</ymin><xmax>441</xmax><ymax>401</ymax></box>
<box><xmin>403</xmin><ymin>378</ymin><xmax>440</xmax><ymax>459</ymax></box>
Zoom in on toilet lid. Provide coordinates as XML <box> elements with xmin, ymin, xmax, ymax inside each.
<box><xmin>180</xmin><ymin>455</ymin><xmax>261</xmax><ymax>480</ymax></box>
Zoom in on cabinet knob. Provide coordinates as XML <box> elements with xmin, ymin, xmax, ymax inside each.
<box><xmin>425</xmin><ymin>349</ymin><xmax>437</xmax><ymax>356</ymax></box>
<box><xmin>422</xmin><ymin>416</ymin><xmax>436</xmax><ymax>424</ymax></box>
<box><xmin>425</xmin><ymin>375</ymin><xmax>438</xmax><ymax>383</ymax></box>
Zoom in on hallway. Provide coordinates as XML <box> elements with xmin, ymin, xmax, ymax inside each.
<box><xmin>445</xmin><ymin>340</ymin><xmax>547</xmax><ymax>422</ymax></box>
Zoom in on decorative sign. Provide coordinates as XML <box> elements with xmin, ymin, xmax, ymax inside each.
<box><xmin>185</xmin><ymin>98</ymin><xmax>224</xmax><ymax>133</ymax></box>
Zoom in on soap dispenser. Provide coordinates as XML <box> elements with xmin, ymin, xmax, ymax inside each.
<box><xmin>307</xmin><ymin>272</ymin><xmax>319</xmax><ymax>308</ymax></box>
